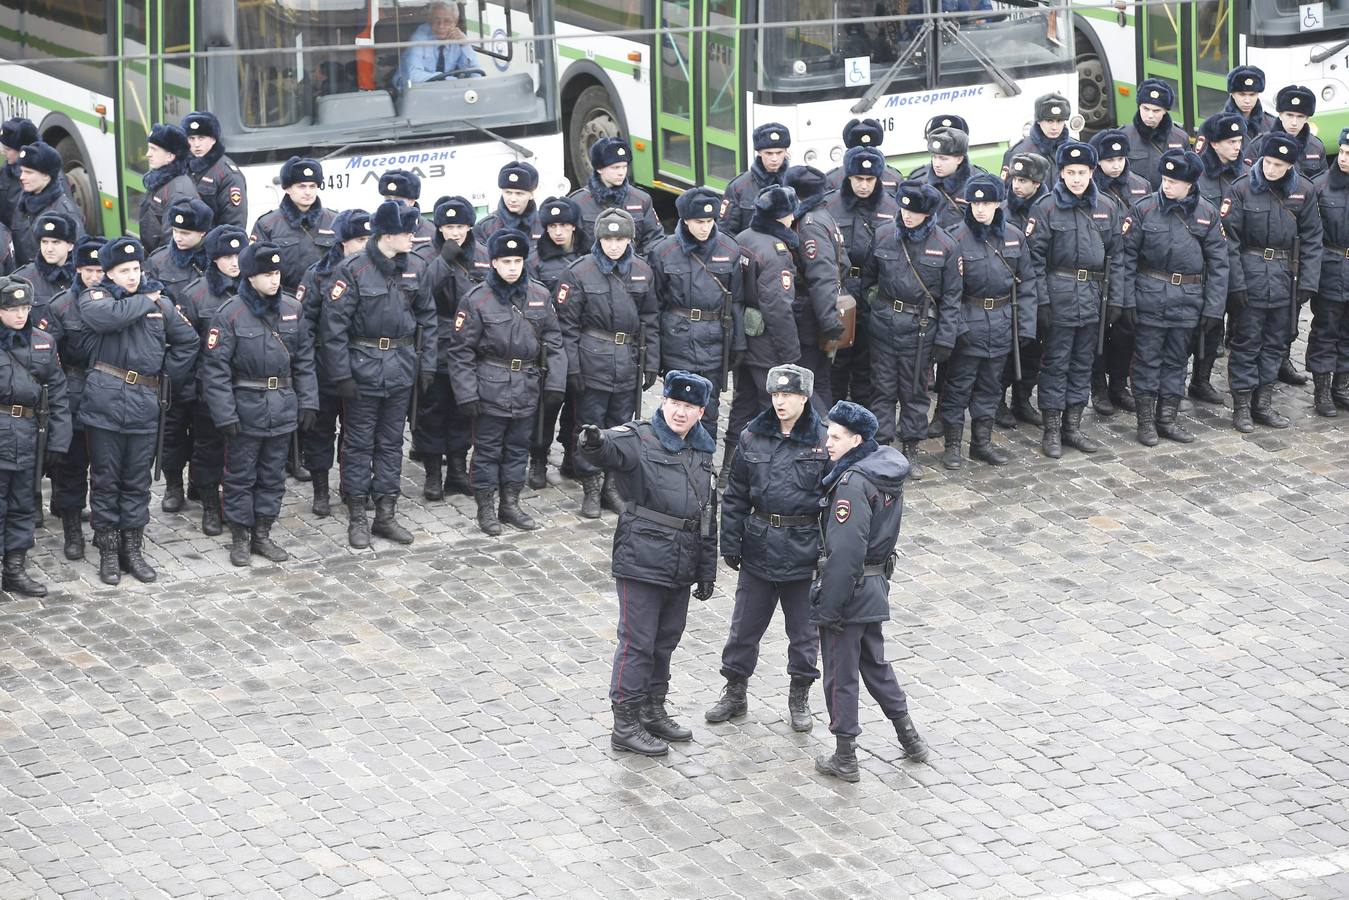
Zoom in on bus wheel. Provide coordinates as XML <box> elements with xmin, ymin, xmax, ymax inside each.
<box><xmin>1076</xmin><ymin>51</ymin><xmax>1112</xmax><ymax>135</ymax></box>
<box><xmin>567</xmin><ymin>85</ymin><xmax>620</xmax><ymax>187</ymax></box>
<box><xmin>56</xmin><ymin>136</ymin><xmax>100</xmax><ymax>234</ymax></box>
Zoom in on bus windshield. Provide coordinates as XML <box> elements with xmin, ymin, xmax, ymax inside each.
<box><xmin>1247</xmin><ymin>0</ymin><xmax>1349</xmax><ymax>41</ymax></box>
<box><xmin>757</xmin><ymin>0</ymin><xmax>1071</xmax><ymax>95</ymax></box>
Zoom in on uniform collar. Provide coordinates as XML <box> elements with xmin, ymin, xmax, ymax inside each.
<box><xmin>652</xmin><ymin>407</ymin><xmax>715</xmax><ymax>453</ymax></box>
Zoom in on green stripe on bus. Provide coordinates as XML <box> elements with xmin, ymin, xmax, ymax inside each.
<box><xmin>558</xmin><ymin>44</ymin><xmax>636</xmax><ymax>76</ymax></box>
<box><xmin>0</xmin><ymin>78</ymin><xmax>103</xmax><ymax>128</ymax></box>
<box><xmin>0</xmin><ymin>24</ymin><xmax>82</xmax><ymax>59</ymax></box>
<box><xmin>1077</xmin><ymin>6</ymin><xmax>1134</xmax><ymax>26</ymax></box>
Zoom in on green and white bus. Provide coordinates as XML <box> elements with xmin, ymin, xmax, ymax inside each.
<box><xmin>1075</xmin><ymin>0</ymin><xmax>1349</xmax><ymax>139</ymax></box>
<box><xmin>0</xmin><ymin>0</ymin><xmax>568</xmax><ymax>235</ymax></box>
<box><xmin>554</xmin><ymin>0</ymin><xmax>1079</xmax><ymax>192</ymax></box>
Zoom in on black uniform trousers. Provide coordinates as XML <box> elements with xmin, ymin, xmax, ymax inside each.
<box><xmin>831</xmin><ymin>314</ymin><xmax>873</xmax><ymax>407</ymax></box>
<box><xmin>610</xmin><ymin>577</ymin><xmax>692</xmax><ymax>703</ymax></box>
<box><xmin>1002</xmin><ymin>334</ymin><xmax>1044</xmax><ymax>392</ymax></box>
<box><xmin>870</xmin><ymin>331</ymin><xmax>936</xmax><ymax>445</ymax></box>
<box><xmin>574</xmin><ymin>389</ymin><xmax>636</xmax><ymax>477</ymax></box>
<box><xmin>1228</xmin><ymin>305</ymin><xmax>1291</xmax><ymax>391</ymax></box>
<box><xmin>1306</xmin><ymin>297</ymin><xmax>1349</xmax><ymax>374</ymax></box>
<box><xmin>223</xmin><ymin>433</ymin><xmax>289</xmax><ymax>526</ymax></box>
<box><xmin>0</xmin><ymin>468</ymin><xmax>37</xmax><ymax>554</ymax></box>
<box><xmin>160</xmin><ymin>398</ymin><xmax>196</xmax><ymax>481</ymax></box>
<box><xmin>340</xmin><ymin>390</ymin><xmax>411</xmax><ymax>500</ymax></box>
<box><xmin>940</xmin><ymin>349</ymin><xmax>1005</xmax><ymax>424</ymax></box>
<box><xmin>411</xmin><ymin>372</ymin><xmax>471</xmax><ymax>460</ymax></box>
<box><xmin>470</xmin><ymin>414</ymin><xmax>532</xmax><ymax>490</ymax></box>
<box><xmin>1038</xmin><ymin>323</ymin><xmax>1097</xmax><ymax>410</ymax></box>
<box><xmin>1132</xmin><ymin>325</ymin><xmax>1192</xmax><ymax>396</ymax></box>
<box><xmin>50</xmin><ymin>429</ymin><xmax>89</xmax><ymax>514</ymax></box>
<box><xmin>1190</xmin><ymin>314</ymin><xmax>1224</xmax><ymax>372</ymax></box>
<box><xmin>728</xmin><ymin>364</ymin><xmax>772</xmax><ymax>444</ymax></box>
<box><xmin>302</xmin><ymin>390</ymin><xmax>342</xmax><ymax>474</ymax></box>
<box><xmin>1093</xmin><ymin>317</ymin><xmax>1134</xmax><ymax>389</ymax></box>
<box><xmin>720</xmin><ymin>571</ymin><xmax>819</xmax><ymax>681</ymax></box>
<box><xmin>532</xmin><ymin>385</ymin><xmax>578</xmax><ymax>462</ymax></box>
<box><xmin>190</xmin><ymin>402</ymin><xmax>225</xmax><ymax>488</ymax></box>
<box><xmin>821</xmin><ymin>620</ymin><xmax>910</xmax><ymax>740</ymax></box>
<box><xmin>87</xmin><ymin>427</ymin><xmax>155</xmax><ymax>531</ymax></box>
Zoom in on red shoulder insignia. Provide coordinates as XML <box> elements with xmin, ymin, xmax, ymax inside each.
<box><xmin>330</xmin><ymin>279</ymin><xmax>347</xmax><ymax>301</ymax></box>
<box><xmin>228</xmin><ymin>186</ymin><xmax>243</xmax><ymax>206</ymax></box>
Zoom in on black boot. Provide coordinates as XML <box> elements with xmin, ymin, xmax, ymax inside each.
<box><xmin>1231</xmin><ymin>390</ymin><xmax>1254</xmax><ymax>433</ymax></box>
<box><xmin>611</xmin><ymin>700</ymin><xmax>668</xmax><ymax>756</ymax></box>
<box><xmin>372</xmin><ymin>495</ymin><xmax>414</xmax><ymax>544</ymax></box>
<box><xmin>1333</xmin><ymin>373</ymin><xmax>1349</xmax><ymax>410</ymax></box>
<box><xmin>161</xmin><ymin>471</ymin><xmax>185</xmax><ymax>512</ymax></box>
<box><xmin>1109</xmin><ymin>378</ymin><xmax>1136</xmax><ymax>412</ymax></box>
<box><xmin>968</xmin><ymin>418</ymin><xmax>1010</xmax><ymax>466</ymax></box>
<box><xmin>704</xmin><ymin>675</ymin><xmax>748</xmax><ymax>722</ymax></box>
<box><xmin>718</xmin><ymin>437</ymin><xmax>738</xmax><ymax>492</ymax></box>
<box><xmin>60</xmin><ymin>511</ymin><xmax>85</xmax><ymax>561</ymax></box>
<box><xmin>1312</xmin><ymin>372</ymin><xmax>1338</xmax><ymax>417</ymax></box>
<box><xmin>311</xmin><ymin>470</ymin><xmax>331</xmax><ymax>518</ymax></box>
<box><xmin>1156</xmin><ymin>395</ymin><xmax>1194</xmax><ymax>443</ymax></box>
<box><xmin>422</xmin><ymin>456</ymin><xmax>444</xmax><ymax>501</ymax></box>
<box><xmin>640</xmin><ymin>687</ymin><xmax>693</xmax><ymax>742</ymax></box>
<box><xmin>200</xmin><ymin>483</ymin><xmax>223</xmax><ymax>536</ymax></box>
<box><xmin>93</xmin><ymin>528</ymin><xmax>119</xmax><ymax>585</ymax></box>
<box><xmin>1188</xmin><ymin>359</ymin><xmax>1224</xmax><ymax>404</ymax></box>
<box><xmin>250</xmin><ymin>515</ymin><xmax>290</xmax><ymax>561</ymax></box>
<box><xmin>527</xmin><ymin>454</ymin><xmax>548</xmax><ymax>490</ymax></box>
<box><xmin>228</xmin><ymin>522</ymin><xmax>251</xmax><ymax>567</ymax></box>
<box><xmin>291</xmin><ymin>461</ymin><xmax>311</xmax><ymax>483</ymax></box>
<box><xmin>1040</xmin><ymin>408</ymin><xmax>1063</xmax><ymax>459</ymax></box>
<box><xmin>1091</xmin><ymin>370</ymin><xmax>1115</xmax><ymax>416</ymax></box>
<box><xmin>814</xmin><ymin>735</ymin><xmax>860</xmax><ymax>782</ymax></box>
<box><xmin>474</xmin><ymin>489</ymin><xmax>502</xmax><ymax>536</ymax></box>
<box><xmin>940</xmin><ymin>421</ymin><xmax>963</xmax><ymax>470</ymax></box>
<box><xmin>600</xmin><ymin>474</ymin><xmax>624</xmax><ymax>513</ymax></box>
<box><xmin>579</xmin><ymin>474</ymin><xmax>602</xmax><ymax>519</ymax></box>
<box><xmin>926</xmin><ymin>411</ymin><xmax>943</xmax><ymax>439</ymax></box>
<box><xmin>559</xmin><ymin>448</ymin><xmax>577</xmax><ymax>480</ymax></box>
<box><xmin>444</xmin><ymin>453</ymin><xmax>471</xmax><ymax>497</ymax></box>
<box><xmin>787</xmin><ymin>676</ymin><xmax>813</xmax><ymax>733</ymax></box>
<box><xmin>498</xmin><ymin>483</ymin><xmax>539</xmax><ymax>531</ymax></box>
<box><xmin>347</xmin><ymin>495</ymin><xmax>371</xmax><ymax>549</ymax></box>
<box><xmin>1011</xmin><ymin>382</ymin><xmax>1039</xmax><ymax>425</ymax></box>
<box><xmin>894</xmin><ymin>712</ymin><xmax>930</xmax><ymax>762</ymax></box>
<box><xmin>900</xmin><ymin>440</ymin><xmax>923</xmax><ymax>481</ymax></box>
<box><xmin>1134</xmin><ymin>392</ymin><xmax>1159</xmax><ymax>447</ymax></box>
<box><xmin>1277</xmin><ymin>355</ymin><xmax>1309</xmax><ymax>386</ymax></box>
<box><xmin>995</xmin><ymin>393</ymin><xmax>1017</xmax><ymax>429</ymax></box>
<box><xmin>1252</xmin><ymin>384</ymin><xmax>1290</xmax><ymax>429</ymax></box>
<box><xmin>2</xmin><ymin>551</ymin><xmax>47</xmax><ymax>597</ymax></box>
<box><xmin>118</xmin><ymin>529</ymin><xmax>157</xmax><ymax>583</ymax></box>
<box><xmin>1060</xmin><ymin>405</ymin><xmax>1101</xmax><ymax>453</ymax></box>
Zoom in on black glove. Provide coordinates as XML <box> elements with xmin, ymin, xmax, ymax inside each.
<box><xmin>723</xmin><ymin>555</ymin><xmax>741</xmax><ymax>571</ymax></box>
<box><xmin>1020</xmin><ymin>336</ymin><xmax>1038</xmax><ymax>352</ymax></box>
<box><xmin>1228</xmin><ymin>291</ymin><xmax>1247</xmax><ymax>313</ymax></box>
<box><xmin>692</xmin><ymin>581</ymin><xmax>715</xmax><ymax>601</ymax></box>
<box><xmin>219</xmin><ymin>422</ymin><xmax>240</xmax><ymax>440</ymax></box>
<box><xmin>334</xmin><ymin>379</ymin><xmax>359</xmax><ymax>402</ymax></box>
<box><xmin>931</xmin><ymin>343</ymin><xmax>953</xmax><ymax>364</ymax></box>
<box><xmin>728</xmin><ymin>352</ymin><xmax>744</xmax><ymax>371</ymax></box>
<box><xmin>44</xmin><ymin>450</ymin><xmax>63</xmax><ymax>471</ymax></box>
<box><xmin>642</xmin><ymin>371</ymin><xmax>658</xmax><ymax>391</ymax></box>
<box><xmin>543</xmin><ymin>390</ymin><xmax>565</xmax><ymax>409</ymax></box>
<box><xmin>1124</xmin><ymin>307</ymin><xmax>1137</xmax><ymax>327</ymax></box>
<box><xmin>298</xmin><ymin>409</ymin><xmax>317</xmax><ymax>432</ymax></box>
<box><xmin>579</xmin><ymin>424</ymin><xmax>603</xmax><ymax>452</ymax></box>
<box><xmin>1106</xmin><ymin>305</ymin><xmax>1123</xmax><ymax>326</ymax></box>
<box><xmin>1037</xmin><ymin>304</ymin><xmax>1050</xmax><ymax>331</ymax></box>
<box><xmin>1298</xmin><ymin>289</ymin><xmax>1316</xmax><ymax>306</ymax></box>
<box><xmin>1203</xmin><ymin>315</ymin><xmax>1224</xmax><ymax>333</ymax></box>
<box><xmin>567</xmin><ymin>374</ymin><xmax>583</xmax><ymax>395</ymax></box>
<box><xmin>819</xmin><ymin>618</ymin><xmax>846</xmax><ymax>634</ymax></box>
<box><xmin>459</xmin><ymin>400</ymin><xmax>482</xmax><ymax>419</ymax></box>
<box><xmin>419</xmin><ymin>372</ymin><xmax>434</xmax><ymax>395</ymax></box>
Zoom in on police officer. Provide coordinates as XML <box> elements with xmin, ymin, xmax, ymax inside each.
<box><xmin>911</xmin><ymin>127</ymin><xmax>984</xmax><ymax>230</ymax></box>
<box><xmin>297</xmin><ymin>211</ymin><xmax>370</xmax><ymax>517</ymax></box>
<box><xmin>80</xmin><ymin>237</ymin><xmax>200</xmax><ymax>584</ymax></box>
<box><xmin>811</xmin><ymin>400</ymin><xmax>927</xmax><ymax>782</ymax></box>
<box><xmin>137</xmin><ymin>125</ymin><xmax>197</xmax><ymax>256</ymax></box>
<box><xmin>1122</xmin><ymin>150</ymin><xmax>1229</xmax><ymax>446</ymax></box>
<box><xmin>322</xmin><ymin>200</ymin><xmax>437</xmax><ymax>548</ymax></box>
<box><xmin>377</xmin><ymin>169</ymin><xmax>437</xmax><ymax>260</ymax></box>
<box><xmin>49</xmin><ymin>235</ymin><xmax>105</xmax><ymax>561</ymax></box>
<box><xmin>784</xmin><ymin>166</ymin><xmax>845</xmax><ymax>411</ymax></box>
<box><xmin>0</xmin><ymin>222</ymin><xmax>13</xmax><ymax>277</ymax></box>
<box><xmin>12</xmin><ymin>212</ymin><xmax>77</xmax><ymax>318</ymax></box>
<box><xmin>577</xmin><ymin>371</ymin><xmax>718</xmax><ymax>757</ymax></box>
<box><xmin>997</xmin><ymin>152</ymin><xmax>1052</xmax><ymax>428</ymax></box>
<box><xmin>201</xmin><ymin>242</ymin><xmax>318</xmax><ymax>566</ymax></box>
<box><xmin>1309</xmin><ymin>128</ymin><xmax>1349</xmax><ymax>416</ymax></box>
<box><xmin>857</xmin><ymin>181</ymin><xmax>961</xmax><ymax>479</ymax></box>
<box><xmin>942</xmin><ymin>174</ymin><xmax>1038</xmax><ymax>468</ymax></box>
<box><xmin>145</xmin><ymin>198</ymin><xmax>213</xmax><ymax>301</ymax></box>
<box><xmin>0</xmin><ymin>276</ymin><xmax>69</xmax><ymax>598</ymax></box>
<box><xmin>449</xmin><ymin>228</ymin><xmax>566</xmax><ymax>534</ymax></box>
<box><xmin>825</xmin><ymin>118</ymin><xmax>904</xmax><ymax>195</ymax></box>
<box><xmin>648</xmin><ymin>186</ymin><xmax>743</xmax><ymax>445</ymax></box>
<box><xmin>826</xmin><ymin>147</ymin><xmax>900</xmax><ymax>411</ymax></box>
<box><xmin>570</xmin><ymin>137</ymin><xmax>664</xmax><ymax>255</ymax></box>
<box><xmin>181</xmin><ymin>111</ymin><xmax>248</xmax><ymax>229</ymax></box>
<box><xmin>250</xmin><ymin>157</ymin><xmax>338</xmax><ymax>292</ymax></box>
<box><xmin>11</xmin><ymin>141</ymin><xmax>84</xmax><ymax>267</ymax></box>
<box><xmin>1027</xmin><ymin>141</ymin><xmax>1125</xmax><ymax>458</ymax></box>
<box><xmin>1001</xmin><ymin>93</ymin><xmax>1073</xmax><ymax>186</ymax></box>
<box><xmin>1224</xmin><ymin>66</ymin><xmax>1277</xmax><ymax>162</ymax></box>
<box><xmin>1120</xmin><ymin>79</ymin><xmax>1190</xmax><ymax>189</ymax></box>
<box><xmin>473</xmin><ymin>161</ymin><xmax>541</xmax><ymax>244</ymax></box>
<box><xmin>720</xmin><ymin>124</ymin><xmax>790</xmax><ymax>234</ymax></box>
<box><xmin>1221</xmin><ymin>133</ymin><xmax>1323</xmax><ymax>431</ymax></box>
<box><xmin>0</xmin><ymin>117</ymin><xmax>37</xmax><ymax>230</ymax></box>
<box><xmin>1089</xmin><ymin>129</ymin><xmax>1149</xmax><ymax>416</ymax></box>
<box><xmin>710</xmin><ymin>364</ymin><xmax>827</xmax><ymax>732</ymax></box>
<box><xmin>555</xmin><ymin>208</ymin><xmax>657</xmax><ymax>517</ymax></box>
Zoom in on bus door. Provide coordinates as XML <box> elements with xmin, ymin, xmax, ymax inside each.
<box><xmin>1138</xmin><ymin>0</ymin><xmax>1234</xmax><ymax>132</ymax></box>
<box><xmin>117</xmin><ymin>0</ymin><xmax>197</xmax><ymax>229</ymax></box>
<box><xmin>653</xmin><ymin>0</ymin><xmax>743</xmax><ymax>190</ymax></box>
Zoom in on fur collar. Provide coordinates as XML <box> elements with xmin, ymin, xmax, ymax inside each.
<box><xmin>822</xmin><ymin>438</ymin><xmax>880</xmax><ymax>489</ymax></box>
<box><xmin>652</xmin><ymin>406</ymin><xmax>715</xmax><ymax>454</ymax></box>
<box><xmin>746</xmin><ymin>402</ymin><xmax>823</xmax><ymax>445</ymax></box>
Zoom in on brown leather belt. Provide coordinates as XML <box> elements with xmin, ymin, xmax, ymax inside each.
<box><xmin>1140</xmin><ymin>268</ymin><xmax>1203</xmax><ymax>285</ymax></box>
<box><xmin>0</xmin><ymin>404</ymin><xmax>34</xmax><ymax>418</ymax></box>
<box><xmin>353</xmin><ymin>336</ymin><xmax>411</xmax><ymax>350</ymax></box>
<box><xmin>93</xmin><ymin>362</ymin><xmax>160</xmax><ymax>390</ymax></box>
<box><xmin>233</xmin><ymin>376</ymin><xmax>293</xmax><ymax>390</ymax></box>
<box><xmin>962</xmin><ymin>294</ymin><xmax>1012</xmax><ymax>309</ymax></box>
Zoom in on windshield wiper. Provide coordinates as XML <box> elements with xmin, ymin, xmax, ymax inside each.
<box><xmin>851</xmin><ymin>22</ymin><xmax>934</xmax><ymax>114</ymax></box>
<box><xmin>453</xmin><ymin>118</ymin><xmax>535</xmax><ymax>158</ymax></box>
<box><xmin>936</xmin><ymin>19</ymin><xmax>1021</xmax><ymax>97</ymax></box>
<box><xmin>1311</xmin><ymin>37</ymin><xmax>1349</xmax><ymax>63</ymax></box>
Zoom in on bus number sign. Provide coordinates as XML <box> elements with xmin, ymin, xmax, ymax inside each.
<box><xmin>1</xmin><ymin>95</ymin><xmax>30</xmax><ymax>122</ymax></box>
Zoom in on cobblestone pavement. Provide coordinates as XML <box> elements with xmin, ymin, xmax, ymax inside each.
<box><xmin>2</xmin><ymin>369</ymin><xmax>1348</xmax><ymax>899</ymax></box>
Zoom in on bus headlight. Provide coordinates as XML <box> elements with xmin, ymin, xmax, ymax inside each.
<box><xmin>1323</xmin><ymin>85</ymin><xmax>1336</xmax><ymax>103</ymax></box>
<box><xmin>793</xmin><ymin>60</ymin><xmax>807</xmax><ymax>75</ymax></box>
<box><xmin>803</xmin><ymin>149</ymin><xmax>818</xmax><ymax>164</ymax></box>
<box><xmin>830</xmin><ymin>146</ymin><xmax>844</xmax><ymax>163</ymax></box>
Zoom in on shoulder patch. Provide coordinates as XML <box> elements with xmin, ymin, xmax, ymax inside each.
<box><xmin>624</xmin><ymin>204</ymin><xmax>643</xmax><ymax>211</ymax></box>
<box><xmin>1004</xmin><ymin>239</ymin><xmax>1020</xmax><ymax>247</ymax></box>
<box><xmin>834</xmin><ymin>499</ymin><xmax>851</xmax><ymax>524</ymax></box>
<box><xmin>91</xmin><ymin>290</ymin><xmax>104</xmax><ymax>300</ymax></box>
<box><xmin>876</xmin><ymin>212</ymin><xmax>894</xmax><ymax>220</ymax></box>
<box><xmin>228</xmin><ymin>186</ymin><xmax>243</xmax><ymax>206</ymax></box>
<box><xmin>32</xmin><ymin>341</ymin><xmax>49</xmax><ymax>350</ymax></box>
<box><xmin>774</xmin><ymin>242</ymin><xmax>787</xmax><ymax>252</ymax></box>
<box><xmin>1092</xmin><ymin>212</ymin><xmax>1109</xmax><ymax>220</ymax></box>
<box><xmin>454</xmin><ymin>310</ymin><xmax>467</xmax><ymax>332</ymax></box>
<box><xmin>330</xmin><ymin>279</ymin><xmax>347</xmax><ymax>301</ymax></box>
<box><xmin>923</xmin><ymin>248</ymin><xmax>944</xmax><ymax>257</ymax></box>
<box><xmin>1290</xmin><ymin>193</ymin><xmax>1306</xmax><ymax>201</ymax></box>
<box><xmin>556</xmin><ymin>283</ymin><xmax>570</xmax><ymax>304</ymax></box>
<box><xmin>281</xmin><ymin>313</ymin><xmax>298</xmax><ymax>321</ymax></box>
<box><xmin>1122</xmin><ymin>217</ymin><xmax>1132</xmax><ymax>235</ymax></box>
<box><xmin>781</xmin><ymin>270</ymin><xmax>793</xmax><ymax>293</ymax></box>
<box><xmin>1220</xmin><ymin>197</ymin><xmax>1233</xmax><ymax>218</ymax></box>
<box><xmin>295</xmin><ymin>284</ymin><xmax>306</xmax><ymax>302</ymax></box>
<box><xmin>711</xmin><ymin>255</ymin><xmax>731</xmax><ymax>262</ymax></box>
<box><xmin>527</xmin><ymin>298</ymin><xmax>545</xmax><ymax>308</ymax></box>
<box><xmin>206</xmin><ymin>327</ymin><xmax>219</xmax><ymax>350</ymax></box>
<box><xmin>630</xmin><ymin>274</ymin><xmax>647</xmax><ymax>281</ymax></box>
<box><xmin>1024</xmin><ymin>218</ymin><xmax>1036</xmax><ymax>236</ymax></box>
<box><xmin>719</xmin><ymin>198</ymin><xmax>730</xmax><ymax>219</ymax></box>
<box><xmin>1196</xmin><ymin>217</ymin><xmax>1211</xmax><ymax>225</ymax></box>
<box><xmin>803</xmin><ymin>238</ymin><xmax>817</xmax><ymax>260</ymax></box>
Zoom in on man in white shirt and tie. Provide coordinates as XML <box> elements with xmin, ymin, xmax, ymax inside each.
<box><xmin>398</xmin><ymin>2</ymin><xmax>483</xmax><ymax>86</ymax></box>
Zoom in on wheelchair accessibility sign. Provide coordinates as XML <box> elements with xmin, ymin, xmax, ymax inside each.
<box><xmin>1301</xmin><ymin>2</ymin><xmax>1324</xmax><ymax>30</ymax></box>
<box><xmin>845</xmin><ymin>57</ymin><xmax>871</xmax><ymax>87</ymax></box>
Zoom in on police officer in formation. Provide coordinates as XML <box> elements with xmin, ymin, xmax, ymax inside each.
<box><xmin>1193</xmin><ymin>113</ymin><xmax>1250</xmax><ymax>406</ymax></box>
<box><xmin>825</xmin><ymin>118</ymin><xmax>904</xmax><ymax>196</ymax></box>
<box><xmin>997</xmin><ymin>152</ymin><xmax>1051</xmax><ymax>428</ymax></box>
<box><xmin>1120</xmin><ymin>79</ymin><xmax>1190</xmax><ymax>189</ymax></box>
<box><xmin>0</xmin><ymin>118</ymin><xmax>38</xmax><ymax>232</ymax></box>
<box><xmin>12</xmin><ymin>213</ymin><xmax>77</xmax><ymax>319</ymax></box>
<box><xmin>378</xmin><ymin>169</ymin><xmax>437</xmax><ymax>260</ymax></box>
<box><xmin>570</xmin><ymin>137</ymin><xmax>664</xmax><ymax>254</ymax></box>
<box><xmin>146</xmin><ymin>198</ymin><xmax>212</xmax><ymax>300</ymax></box>
<box><xmin>1225</xmin><ymin>66</ymin><xmax>1277</xmax><ymax>159</ymax></box>
<box><xmin>1271</xmin><ymin>85</ymin><xmax>1326</xmax><ymax>179</ymax></box>
<box><xmin>1121</xmin><ymin>150</ymin><xmax>1229</xmax><ymax>446</ymax></box>
<box><xmin>182</xmin><ymin>111</ymin><xmax>248</xmax><ymax>229</ymax></box>
<box><xmin>1309</xmin><ymin>129</ymin><xmax>1349</xmax><ymax>416</ymax></box>
<box><xmin>201</xmin><ymin>242</ymin><xmax>317</xmax><ymax>566</ymax></box>
<box><xmin>1002</xmin><ymin>93</ymin><xmax>1072</xmax><ymax>185</ymax></box>
<box><xmin>784</xmin><ymin>165</ymin><xmax>845</xmax><ymax>410</ymax></box>
<box><xmin>138</xmin><ymin>125</ymin><xmax>198</xmax><ymax>257</ymax></box>
<box><xmin>475</xmin><ymin>161</ymin><xmax>542</xmax><ymax>244</ymax></box>
<box><xmin>250</xmin><ymin>157</ymin><xmax>338</xmax><ymax>292</ymax></box>
<box><xmin>911</xmin><ymin>126</ymin><xmax>984</xmax><ymax>230</ymax></box>
<box><xmin>720</xmin><ymin>124</ymin><xmax>790</xmax><ymax>234</ymax></box>
<box><xmin>12</xmin><ymin>141</ymin><xmax>83</xmax><ymax>267</ymax></box>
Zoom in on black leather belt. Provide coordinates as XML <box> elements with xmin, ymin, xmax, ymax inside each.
<box><xmin>1049</xmin><ymin>267</ymin><xmax>1105</xmax><ymax>282</ymax></box>
<box><xmin>861</xmin><ymin>562</ymin><xmax>889</xmax><ymax>576</ymax></box>
<box><xmin>353</xmin><ymin>336</ymin><xmax>411</xmax><ymax>350</ymax></box>
<box><xmin>0</xmin><ymin>403</ymin><xmax>33</xmax><ymax>418</ymax></box>
<box><xmin>667</xmin><ymin>306</ymin><xmax>718</xmax><ymax>322</ymax></box>
<box><xmin>233</xmin><ymin>376</ymin><xmax>293</xmax><ymax>390</ymax></box>
<box><xmin>629</xmin><ymin>504</ymin><xmax>699</xmax><ymax>532</ymax></box>
<box><xmin>1140</xmin><ymin>268</ymin><xmax>1203</xmax><ymax>285</ymax></box>
<box><xmin>481</xmin><ymin>355</ymin><xmax>531</xmax><ymax>371</ymax></box>
<box><xmin>752</xmin><ymin>509</ymin><xmax>816</xmax><ymax>527</ymax></box>
<box><xmin>963</xmin><ymin>294</ymin><xmax>1011</xmax><ymax>309</ymax></box>
<box><xmin>1241</xmin><ymin>247</ymin><xmax>1291</xmax><ymax>261</ymax></box>
<box><xmin>876</xmin><ymin>298</ymin><xmax>924</xmax><ymax>316</ymax></box>
<box><xmin>582</xmin><ymin>327</ymin><xmax>634</xmax><ymax>345</ymax></box>
<box><xmin>93</xmin><ymin>362</ymin><xmax>160</xmax><ymax>390</ymax></box>
<box><xmin>1327</xmin><ymin>245</ymin><xmax>1349</xmax><ymax>259</ymax></box>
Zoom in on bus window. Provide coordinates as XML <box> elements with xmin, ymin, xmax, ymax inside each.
<box><xmin>1248</xmin><ymin>0</ymin><xmax>1349</xmax><ymax>41</ymax></box>
<box><xmin>7</xmin><ymin>0</ymin><xmax>113</xmax><ymax>96</ymax></box>
<box><xmin>757</xmin><ymin>0</ymin><xmax>927</xmax><ymax>94</ymax></box>
<box><xmin>935</xmin><ymin>2</ymin><xmax>1072</xmax><ymax>87</ymax></box>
